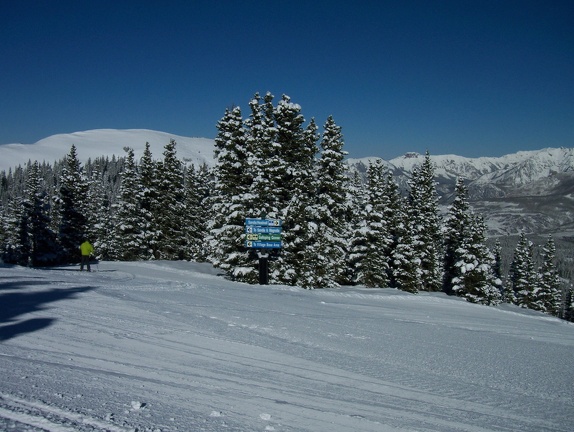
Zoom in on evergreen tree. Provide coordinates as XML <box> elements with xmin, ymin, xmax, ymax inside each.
<box><xmin>58</xmin><ymin>145</ymin><xmax>89</xmax><ymax>263</ymax></box>
<box><xmin>509</xmin><ymin>232</ymin><xmax>538</xmax><ymax>308</ymax></box>
<box><xmin>113</xmin><ymin>148</ymin><xmax>145</xmax><ymax>260</ymax></box>
<box><xmin>535</xmin><ymin>235</ymin><xmax>562</xmax><ymax>315</ymax></box>
<box><xmin>154</xmin><ymin>140</ymin><xmax>186</xmax><ymax>259</ymax></box>
<box><xmin>246</xmin><ymin>93</ymin><xmax>281</xmax><ymax>217</ymax></box>
<box><xmin>139</xmin><ymin>142</ymin><xmax>160</xmax><ymax>259</ymax></box>
<box><xmin>24</xmin><ymin>161</ymin><xmax>58</xmax><ymax>266</ymax></box>
<box><xmin>86</xmin><ymin>158</ymin><xmax>116</xmax><ymax>260</ymax></box>
<box><xmin>346</xmin><ymin>171</ymin><xmax>369</xmax><ymax>285</ymax></box>
<box><xmin>273</xmin><ymin>94</ymin><xmax>307</xmax><ymax>211</ymax></box>
<box><xmin>276</xmin><ymin>118</ymin><xmax>320</xmax><ymax>286</ymax></box>
<box><xmin>450</xmin><ymin>214</ymin><xmax>502</xmax><ymax>305</ymax></box>
<box><xmin>408</xmin><ymin>152</ymin><xmax>443</xmax><ymax>291</ymax></box>
<box><xmin>1</xmin><ymin>195</ymin><xmax>28</xmax><ymax>265</ymax></box>
<box><xmin>356</xmin><ymin>160</ymin><xmax>392</xmax><ymax>287</ymax></box>
<box><xmin>315</xmin><ymin>116</ymin><xmax>349</xmax><ymax>285</ymax></box>
<box><xmin>209</xmin><ymin>106</ymin><xmax>256</xmax><ymax>281</ymax></box>
<box><xmin>183</xmin><ymin>164</ymin><xmax>211</xmax><ymax>261</ymax></box>
<box><xmin>392</xmin><ymin>205</ymin><xmax>423</xmax><ymax>294</ymax></box>
<box><xmin>563</xmin><ymin>285</ymin><xmax>574</xmax><ymax>322</ymax></box>
<box><xmin>443</xmin><ymin>178</ymin><xmax>472</xmax><ymax>295</ymax></box>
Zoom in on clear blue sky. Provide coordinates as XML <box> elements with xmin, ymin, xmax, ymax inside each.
<box><xmin>1</xmin><ymin>0</ymin><xmax>572</xmax><ymax>159</ymax></box>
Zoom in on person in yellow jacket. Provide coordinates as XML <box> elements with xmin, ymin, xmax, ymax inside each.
<box><xmin>80</xmin><ymin>239</ymin><xmax>94</xmax><ymax>272</ymax></box>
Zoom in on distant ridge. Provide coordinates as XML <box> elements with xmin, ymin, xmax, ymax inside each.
<box><xmin>0</xmin><ymin>129</ymin><xmax>216</xmax><ymax>172</ymax></box>
<box><xmin>2</xmin><ymin>129</ymin><xmax>573</xmax><ymax>236</ymax></box>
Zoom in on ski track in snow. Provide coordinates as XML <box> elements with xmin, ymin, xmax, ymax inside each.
<box><xmin>0</xmin><ymin>261</ymin><xmax>573</xmax><ymax>431</ymax></box>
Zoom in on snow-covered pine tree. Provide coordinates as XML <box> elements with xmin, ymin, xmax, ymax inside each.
<box><xmin>509</xmin><ymin>231</ymin><xmax>538</xmax><ymax>308</ymax></box>
<box><xmin>85</xmin><ymin>158</ymin><xmax>116</xmax><ymax>260</ymax></box>
<box><xmin>154</xmin><ymin>140</ymin><xmax>186</xmax><ymax>260</ymax></box>
<box><xmin>139</xmin><ymin>142</ymin><xmax>160</xmax><ymax>259</ymax></box>
<box><xmin>408</xmin><ymin>152</ymin><xmax>443</xmax><ymax>291</ymax></box>
<box><xmin>380</xmin><ymin>171</ymin><xmax>406</xmax><ymax>288</ymax></box>
<box><xmin>276</xmin><ymin>118</ymin><xmax>321</xmax><ymax>287</ymax></box>
<box><xmin>535</xmin><ymin>235</ymin><xmax>562</xmax><ymax>316</ymax></box>
<box><xmin>208</xmin><ymin>106</ymin><xmax>256</xmax><ymax>281</ymax></box>
<box><xmin>450</xmin><ymin>214</ymin><xmax>502</xmax><ymax>305</ymax></box>
<box><xmin>357</xmin><ymin>159</ymin><xmax>392</xmax><ymax>287</ymax></box>
<box><xmin>564</xmin><ymin>286</ymin><xmax>574</xmax><ymax>322</ymax></box>
<box><xmin>246</xmin><ymin>93</ymin><xmax>281</xmax><ymax>218</ymax></box>
<box><xmin>315</xmin><ymin>116</ymin><xmax>349</xmax><ymax>285</ymax></box>
<box><xmin>183</xmin><ymin>163</ymin><xmax>211</xmax><ymax>261</ymax></box>
<box><xmin>443</xmin><ymin>177</ymin><xmax>472</xmax><ymax>295</ymax></box>
<box><xmin>1</xmin><ymin>194</ymin><xmax>28</xmax><ymax>265</ymax></box>
<box><xmin>58</xmin><ymin>145</ymin><xmax>89</xmax><ymax>263</ymax></box>
<box><xmin>492</xmin><ymin>240</ymin><xmax>503</xmax><ymax>281</ymax></box>
<box><xmin>345</xmin><ymin>171</ymin><xmax>369</xmax><ymax>285</ymax></box>
<box><xmin>392</xmin><ymin>208</ymin><xmax>423</xmax><ymax>294</ymax></box>
<box><xmin>23</xmin><ymin>161</ymin><xmax>58</xmax><ymax>266</ymax></box>
<box><xmin>113</xmin><ymin>148</ymin><xmax>145</xmax><ymax>260</ymax></box>
<box><xmin>273</xmin><ymin>94</ymin><xmax>307</xmax><ymax>212</ymax></box>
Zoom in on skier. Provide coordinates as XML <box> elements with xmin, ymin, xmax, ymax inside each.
<box><xmin>80</xmin><ymin>239</ymin><xmax>94</xmax><ymax>272</ymax></box>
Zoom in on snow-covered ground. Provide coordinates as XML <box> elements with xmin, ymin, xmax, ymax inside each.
<box><xmin>1</xmin><ymin>261</ymin><xmax>572</xmax><ymax>432</ymax></box>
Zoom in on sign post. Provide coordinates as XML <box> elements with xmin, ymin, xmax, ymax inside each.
<box><xmin>244</xmin><ymin>218</ymin><xmax>283</xmax><ymax>285</ymax></box>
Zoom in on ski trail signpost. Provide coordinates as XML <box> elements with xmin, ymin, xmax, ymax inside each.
<box><xmin>245</xmin><ymin>218</ymin><xmax>283</xmax><ymax>284</ymax></box>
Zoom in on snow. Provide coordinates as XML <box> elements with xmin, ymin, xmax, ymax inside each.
<box><xmin>0</xmin><ymin>129</ymin><xmax>216</xmax><ymax>172</ymax></box>
<box><xmin>1</xmin><ymin>260</ymin><xmax>573</xmax><ymax>432</ymax></box>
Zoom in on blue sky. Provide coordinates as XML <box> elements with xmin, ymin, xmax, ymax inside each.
<box><xmin>1</xmin><ymin>0</ymin><xmax>572</xmax><ymax>159</ymax></box>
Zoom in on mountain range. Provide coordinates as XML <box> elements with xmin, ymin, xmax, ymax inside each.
<box><xmin>2</xmin><ymin>129</ymin><xmax>573</xmax><ymax>237</ymax></box>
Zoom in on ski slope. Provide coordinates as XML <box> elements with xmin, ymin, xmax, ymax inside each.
<box><xmin>1</xmin><ymin>261</ymin><xmax>573</xmax><ymax>431</ymax></box>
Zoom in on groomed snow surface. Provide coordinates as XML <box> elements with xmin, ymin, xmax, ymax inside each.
<box><xmin>1</xmin><ymin>261</ymin><xmax>572</xmax><ymax>432</ymax></box>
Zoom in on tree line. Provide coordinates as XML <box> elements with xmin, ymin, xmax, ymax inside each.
<box><xmin>1</xmin><ymin>92</ymin><xmax>572</xmax><ymax>321</ymax></box>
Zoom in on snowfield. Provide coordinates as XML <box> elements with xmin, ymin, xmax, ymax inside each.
<box><xmin>1</xmin><ymin>261</ymin><xmax>572</xmax><ymax>432</ymax></box>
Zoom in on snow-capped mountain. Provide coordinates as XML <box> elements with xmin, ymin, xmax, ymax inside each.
<box><xmin>2</xmin><ymin>129</ymin><xmax>573</xmax><ymax>236</ymax></box>
<box><xmin>0</xmin><ymin>129</ymin><xmax>215</xmax><ymax>172</ymax></box>
<box><xmin>348</xmin><ymin>148</ymin><xmax>574</xmax><ymax>236</ymax></box>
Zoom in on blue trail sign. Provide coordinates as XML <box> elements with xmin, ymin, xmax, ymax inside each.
<box><xmin>244</xmin><ymin>218</ymin><xmax>283</xmax><ymax>250</ymax></box>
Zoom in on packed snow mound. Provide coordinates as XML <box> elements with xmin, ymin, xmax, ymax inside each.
<box><xmin>0</xmin><ymin>129</ymin><xmax>216</xmax><ymax>172</ymax></box>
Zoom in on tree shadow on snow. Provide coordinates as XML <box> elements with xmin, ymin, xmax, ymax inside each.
<box><xmin>0</xmin><ymin>317</ymin><xmax>56</xmax><ymax>342</ymax></box>
<box><xmin>0</xmin><ymin>280</ymin><xmax>95</xmax><ymax>342</ymax></box>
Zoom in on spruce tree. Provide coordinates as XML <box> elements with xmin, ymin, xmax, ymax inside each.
<box><xmin>535</xmin><ymin>235</ymin><xmax>562</xmax><ymax>315</ymax></box>
<box><xmin>1</xmin><ymin>195</ymin><xmax>28</xmax><ymax>265</ymax></box>
<box><xmin>276</xmin><ymin>117</ymin><xmax>320</xmax><ymax>286</ymax></box>
<box><xmin>509</xmin><ymin>232</ymin><xmax>538</xmax><ymax>308</ymax></box>
<box><xmin>209</xmin><ymin>106</ymin><xmax>256</xmax><ymax>281</ymax></box>
<box><xmin>183</xmin><ymin>164</ymin><xmax>211</xmax><ymax>261</ymax></box>
<box><xmin>113</xmin><ymin>147</ymin><xmax>145</xmax><ymax>260</ymax></box>
<box><xmin>246</xmin><ymin>93</ymin><xmax>281</xmax><ymax>218</ymax></box>
<box><xmin>357</xmin><ymin>160</ymin><xmax>392</xmax><ymax>287</ymax></box>
<box><xmin>58</xmin><ymin>145</ymin><xmax>89</xmax><ymax>263</ymax></box>
<box><xmin>86</xmin><ymin>158</ymin><xmax>115</xmax><ymax>260</ymax></box>
<box><xmin>346</xmin><ymin>171</ymin><xmax>369</xmax><ymax>285</ymax></box>
<box><xmin>443</xmin><ymin>178</ymin><xmax>472</xmax><ymax>295</ymax></box>
<box><xmin>139</xmin><ymin>142</ymin><xmax>160</xmax><ymax>259</ymax></box>
<box><xmin>154</xmin><ymin>140</ymin><xmax>186</xmax><ymax>259</ymax></box>
<box><xmin>392</xmin><ymin>204</ymin><xmax>423</xmax><ymax>294</ymax></box>
<box><xmin>315</xmin><ymin>116</ymin><xmax>349</xmax><ymax>285</ymax></box>
<box><xmin>408</xmin><ymin>152</ymin><xmax>443</xmax><ymax>291</ymax></box>
<box><xmin>450</xmin><ymin>214</ymin><xmax>502</xmax><ymax>305</ymax></box>
<box><xmin>24</xmin><ymin>161</ymin><xmax>58</xmax><ymax>266</ymax></box>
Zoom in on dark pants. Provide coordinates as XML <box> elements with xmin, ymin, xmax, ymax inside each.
<box><xmin>81</xmin><ymin>255</ymin><xmax>91</xmax><ymax>271</ymax></box>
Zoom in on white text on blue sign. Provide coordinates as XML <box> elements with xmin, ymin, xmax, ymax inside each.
<box><xmin>245</xmin><ymin>241</ymin><xmax>282</xmax><ymax>249</ymax></box>
<box><xmin>245</xmin><ymin>226</ymin><xmax>282</xmax><ymax>234</ymax></box>
<box><xmin>245</xmin><ymin>218</ymin><xmax>283</xmax><ymax>227</ymax></box>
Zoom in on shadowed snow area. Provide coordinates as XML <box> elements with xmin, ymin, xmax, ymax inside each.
<box><xmin>0</xmin><ymin>261</ymin><xmax>572</xmax><ymax>431</ymax></box>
